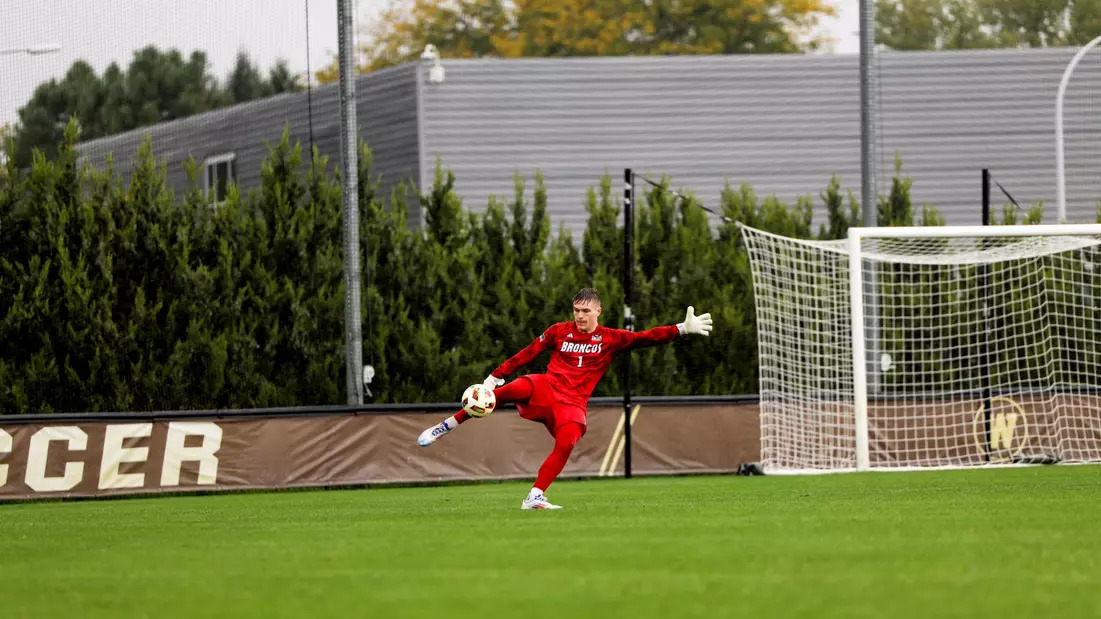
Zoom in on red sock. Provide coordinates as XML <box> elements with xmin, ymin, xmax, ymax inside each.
<box><xmin>533</xmin><ymin>422</ymin><xmax>583</xmax><ymax>492</ymax></box>
<box><xmin>452</xmin><ymin>378</ymin><xmax>534</xmax><ymax>425</ymax></box>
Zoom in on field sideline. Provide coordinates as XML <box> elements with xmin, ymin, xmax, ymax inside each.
<box><xmin>2</xmin><ymin>467</ymin><xmax>1098</xmax><ymax>618</ymax></box>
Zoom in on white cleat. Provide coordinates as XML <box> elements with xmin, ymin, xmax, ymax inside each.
<box><xmin>417</xmin><ymin>420</ymin><xmax>454</xmax><ymax>446</ymax></box>
<box><xmin>521</xmin><ymin>493</ymin><xmax>563</xmax><ymax>510</ymax></box>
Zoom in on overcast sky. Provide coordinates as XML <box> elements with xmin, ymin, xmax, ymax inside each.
<box><xmin>1</xmin><ymin>0</ymin><xmax>860</xmax><ymax>129</ymax></box>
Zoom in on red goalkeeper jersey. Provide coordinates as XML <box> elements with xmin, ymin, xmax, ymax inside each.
<box><xmin>491</xmin><ymin>322</ymin><xmax>681</xmax><ymax>409</ymax></box>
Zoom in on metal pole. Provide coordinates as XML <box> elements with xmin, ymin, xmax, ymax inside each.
<box><xmin>859</xmin><ymin>0</ymin><xmax>878</xmax><ymax>227</ymax></box>
<box><xmin>981</xmin><ymin>169</ymin><xmax>992</xmax><ymax>461</ymax></box>
<box><xmin>304</xmin><ymin>0</ymin><xmax>316</xmax><ymax>162</ymax></box>
<box><xmin>623</xmin><ymin>168</ymin><xmax>635</xmax><ymax>479</ymax></box>
<box><xmin>338</xmin><ymin>0</ymin><xmax>363</xmax><ymax>405</ymax></box>
<box><xmin>858</xmin><ymin>0</ymin><xmax>880</xmax><ymax>404</ymax></box>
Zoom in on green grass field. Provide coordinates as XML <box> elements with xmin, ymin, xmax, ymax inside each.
<box><xmin>2</xmin><ymin>467</ymin><xmax>1099</xmax><ymax>619</ymax></box>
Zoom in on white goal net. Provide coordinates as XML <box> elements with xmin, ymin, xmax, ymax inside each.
<box><xmin>741</xmin><ymin>224</ymin><xmax>1101</xmax><ymax>472</ymax></box>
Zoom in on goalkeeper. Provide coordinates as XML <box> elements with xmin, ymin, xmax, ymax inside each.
<box><xmin>417</xmin><ymin>287</ymin><xmax>712</xmax><ymax>510</ymax></box>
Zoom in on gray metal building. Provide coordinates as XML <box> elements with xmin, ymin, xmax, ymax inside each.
<box><xmin>78</xmin><ymin>63</ymin><xmax>423</xmax><ymax>227</ymax></box>
<box><xmin>78</xmin><ymin>47</ymin><xmax>1100</xmax><ymax>232</ymax></box>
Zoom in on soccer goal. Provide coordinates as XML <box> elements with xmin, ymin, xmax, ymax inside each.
<box><xmin>740</xmin><ymin>223</ymin><xmax>1101</xmax><ymax>473</ymax></box>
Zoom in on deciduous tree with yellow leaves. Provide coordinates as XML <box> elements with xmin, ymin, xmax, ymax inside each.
<box><xmin>316</xmin><ymin>0</ymin><xmax>836</xmax><ymax>82</ymax></box>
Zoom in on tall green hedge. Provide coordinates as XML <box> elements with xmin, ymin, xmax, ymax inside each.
<box><xmin>1</xmin><ymin>124</ymin><xmax>939</xmax><ymax>413</ymax></box>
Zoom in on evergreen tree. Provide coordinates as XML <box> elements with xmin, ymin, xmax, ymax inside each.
<box><xmin>11</xmin><ymin>47</ymin><xmax>301</xmax><ymax>169</ymax></box>
<box><xmin>1</xmin><ymin>119</ymin><xmax>972</xmax><ymax>411</ymax></box>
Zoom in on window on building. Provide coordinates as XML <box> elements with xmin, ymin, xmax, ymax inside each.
<box><xmin>203</xmin><ymin>154</ymin><xmax>236</xmax><ymax>204</ymax></box>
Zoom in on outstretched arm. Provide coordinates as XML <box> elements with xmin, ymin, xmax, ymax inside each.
<box><xmin>621</xmin><ymin>324</ymin><xmax>681</xmax><ymax>350</ymax></box>
<box><xmin>620</xmin><ymin>306</ymin><xmax>714</xmax><ymax>350</ymax></box>
<box><xmin>486</xmin><ymin>328</ymin><xmax>556</xmax><ymax>384</ymax></box>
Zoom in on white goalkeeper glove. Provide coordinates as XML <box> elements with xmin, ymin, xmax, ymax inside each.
<box><xmin>483</xmin><ymin>374</ymin><xmax>505</xmax><ymax>389</ymax></box>
<box><xmin>677</xmin><ymin>306</ymin><xmax>713</xmax><ymax>337</ymax></box>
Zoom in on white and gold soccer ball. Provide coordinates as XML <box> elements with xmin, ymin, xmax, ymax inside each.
<box><xmin>461</xmin><ymin>384</ymin><xmax>497</xmax><ymax>418</ymax></box>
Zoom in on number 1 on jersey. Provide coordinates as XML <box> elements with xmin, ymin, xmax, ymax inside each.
<box><xmin>577</xmin><ymin>356</ymin><xmax>583</xmax><ymax>367</ymax></box>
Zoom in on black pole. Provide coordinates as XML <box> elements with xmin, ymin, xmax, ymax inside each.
<box><xmin>981</xmin><ymin>169</ymin><xmax>992</xmax><ymax>462</ymax></box>
<box><xmin>982</xmin><ymin>169</ymin><xmax>991</xmax><ymax>226</ymax></box>
<box><xmin>623</xmin><ymin>168</ymin><xmax>634</xmax><ymax>479</ymax></box>
<box><xmin>304</xmin><ymin>0</ymin><xmax>316</xmax><ymax>162</ymax></box>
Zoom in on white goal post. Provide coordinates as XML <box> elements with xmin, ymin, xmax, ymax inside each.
<box><xmin>1056</xmin><ymin>34</ymin><xmax>1101</xmax><ymax>223</ymax></box>
<box><xmin>741</xmin><ymin>223</ymin><xmax>1101</xmax><ymax>473</ymax></box>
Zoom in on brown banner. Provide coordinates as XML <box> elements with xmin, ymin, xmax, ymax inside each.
<box><xmin>866</xmin><ymin>394</ymin><xmax>1101</xmax><ymax>466</ymax></box>
<box><xmin>0</xmin><ymin>404</ymin><xmax>761</xmax><ymax>501</ymax></box>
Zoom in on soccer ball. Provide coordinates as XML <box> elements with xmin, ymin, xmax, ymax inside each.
<box><xmin>461</xmin><ymin>384</ymin><xmax>496</xmax><ymax>417</ymax></box>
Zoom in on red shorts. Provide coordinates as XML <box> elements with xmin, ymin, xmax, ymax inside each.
<box><xmin>514</xmin><ymin>374</ymin><xmax>587</xmax><ymax>436</ymax></box>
